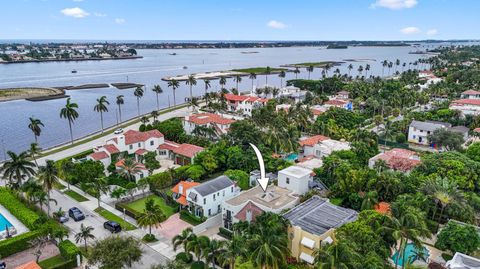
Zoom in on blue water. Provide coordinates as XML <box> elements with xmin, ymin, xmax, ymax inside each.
<box><xmin>285</xmin><ymin>153</ymin><xmax>298</xmax><ymax>161</ymax></box>
<box><xmin>391</xmin><ymin>243</ymin><xmax>429</xmax><ymax>267</ymax></box>
<box><xmin>0</xmin><ymin>214</ymin><xmax>13</xmax><ymax>232</ymax></box>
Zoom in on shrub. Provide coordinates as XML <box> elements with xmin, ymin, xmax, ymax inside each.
<box><xmin>191</xmin><ymin>261</ymin><xmax>205</xmax><ymax>269</ymax></box>
<box><xmin>218</xmin><ymin>227</ymin><xmax>232</xmax><ymax>239</ymax></box>
<box><xmin>224</xmin><ymin>170</ymin><xmax>249</xmax><ymax>190</ymax></box>
<box><xmin>142</xmin><ymin>234</ymin><xmax>157</xmax><ymax>242</ymax></box>
<box><xmin>176</xmin><ymin>252</ymin><xmax>193</xmax><ymax>263</ymax></box>
<box><xmin>59</xmin><ymin>240</ymin><xmax>81</xmax><ymax>260</ymax></box>
<box><xmin>396</xmin><ymin>133</ymin><xmax>407</xmax><ymax>143</ymax></box>
<box><xmin>0</xmin><ymin>230</ymin><xmax>43</xmax><ymax>257</ymax></box>
<box><xmin>179</xmin><ymin>210</ymin><xmax>205</xmax><ymax>225</ymax></box>
<box><xmin>0</xmin><ymin>188</ymin><xmax>40</xmax><ymax>229</ymax></box>
<box><xmin>436</xmin><ymin>221</ymin><xmax>480</xmax><ymax>254</ymax></box>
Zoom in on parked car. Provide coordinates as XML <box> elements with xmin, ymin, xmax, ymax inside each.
<box><xmin>114</xmin><ymin>128</ymin><xmax>124</xmax><ymax>134</ymax></box>
<box><xmin>68</xmin><ymin>207</ymin><xmax>85</xmax><ymax>221</ymax></box>
<box><xmin>59</xmin><ymin>215</ymin><xmax>69</xmax><ymax>223</ymax></box>
<box><xmin>0</xmin><ymin>261</ymin><xmax>6</xmax><ymax>269</ymax></box>
<box><xmin>103</xmin><ymin>221</ymin><xmax>122</xmax><ymax>233</ymax></box>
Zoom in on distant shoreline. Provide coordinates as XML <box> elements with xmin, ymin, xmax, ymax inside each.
<box><xmin>0</xmin><ymin>55</ymin><xmax>143</xmax><ymax>64</ymax></box>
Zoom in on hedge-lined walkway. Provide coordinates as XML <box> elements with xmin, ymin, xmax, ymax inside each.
<box><xmin>3</xmin><ymin>242</ymin><xmax>59</xmax><ymax>268</ymax></box>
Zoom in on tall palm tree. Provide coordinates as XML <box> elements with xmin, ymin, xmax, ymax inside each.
<box><xmin>218</xmin><ymin>236</ymin><xmax>246</xmax><ymax>269</ymax></box>
<box><xmin>37</xmin><ymin>160</ymin><xmax>58</xmax><ymax>216</ymax></box>
<box><xmin>357</xmin><ymin>65</ymin><xmax>364</xmax><ymax>77</ymax></box>
<box><xmin>29</xmin><ymin>142</ymin><xmax>41</xmax><ymax>167</ymax></box>
<box><xmin>265</xmin><ymin>66</ymin><xmax>272</xmax><ymax>85</ymax></box>
<box><xmin>395</xmin><ymin>59</ymin><xmax>401</xmax><ymax>73</ymax></box>
<box><xmin>86</xmin><ymin>177</ymin><xmax>109</xmax><ymax>208</ymax></box>
<box><xmin>116</xmin><ymin>95</ymin><xmax>124</xmax><ymax>123</ymax></box>
<box><xmin>93</xmin><ymin>96</ymin><xmax>109</xmax><ymax>133</ymax></box>
<box><xmin>75</xmin><ymin>224</ymin><xmax>95</xmax><ymax>250</ymax></box>
<box><xmin>278</xmin><ymin>71</ymin><xmax>286</xmax><ymax>88</ymax></box>
<box><xmin>137</xmin><ymin>198</ymin><xmax>166</xmax><ymax>237</ymax></box>
<box><xmin>203</xmin><ymin>238</ymin><xmax>224</xmax><ymax>269</ymax></box>
<box><xmin>172</xmin><ymin>228</ymin><xmax>196</xmax><ymax>252</ymax></box>
<box><xmin>118</xmin><ymin>158</ymin><xmax>143</xmax><ymax>182</ymax></box>
<box><xmin>293</xmin><ymin>67</ymin><xmax>300</xmax><ymax>79</ymax></box>
<box><xmin>249</xmin><ymin>72</ymin><xmax>257</xmax><ymax>89</ymax></box>
<box><xmin>133</xmin><ymin>86</ymin><xmax>144</xmax><ymax>116</ymax></box>
<box><xmin>203</xmin><ymin>79</ymin><xmax>211</xmax><ymax>98</ymax></box>
<box><xmin>152</xmin><ymin>85</ymin><xmax>163</xmax><ymax>111</ymax></box>
<box><xmin>365</xmin><ymin>64</ymin><xmax>371</xmax><ymax>77</ymax></box>
<box><xmin>314</xmin><ymin>240</ymin><xmax>361</xmax><ymax>269</ymax></box>
<box><xmin>150</xmin><ymin>110</ymin><xmax>159</xmax><ymax>122</ymax></box>
<box><xmin>233</xmin><ymin>75</ymin><xmax>242</xmax><ymax>93</ymax></box>
<box><xmin>186</xmin><ymin>75</ymin><xmax>197</xmax><ymax>101</ymax></box>
<box><xmin>382</xmin><ymin>60</ymin><xmax>388</xmax><ymax>76</ymax></box>
<box><xmin>306</xmin><ymin>65</ymin><xmax>314</xmax><ymax>80</ymax></box>
<box><xmin>219</xmin><ymin>76</ymin><xmax>227</xmax><ymax>90</ymax></box>
<box><xmin>347</xmin><ymin>64</ymin><xmax>353</xmax><ymax>76</ymax></box>
<box><xmin>249</xmin><ymin>228</ymin><xmax>289</xmax><ymax>269</ymax></box>
<box><xmin>28</xmin><ymin>117</ymin><xmax>44</xmax><ymax>144</ymax></box>
<box><xmin>0</xmin><ymin>151</ymin><xmax>36</xmax><ymax>188</ymax></box>
<box><xmin>59</xmin><ymin>98</ymin><xmax>79</xmax><ymax>144</ymax></box>
<box><xmin>167</xmin><ymin>79</ymin><xmax>180</xmax><ymax>106</ymax></box>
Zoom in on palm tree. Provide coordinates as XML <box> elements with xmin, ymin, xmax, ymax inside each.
<box><xmin>29</xmin><ymin>142</ymin><xmax>41</xmax><ymax>167</ymax></box>
<box><xmin>278</xmin><ymin>71</ymin><xmax>286</xmax><ymax>88</ymax></box>
<box><xmin>203</xmin><ymin>238</ymin><xmax>223</xmax><ymax>269</ymax></box>
<box><xmin>249</xmin><ymin>72</ymin><xmax>257</xmax><ymax>89</ymax></box>
<box><xmin>118</xmin><ymin>158</ymin><xmax>143</xmax><ymax>182</ymax></box>
<box><xmin>272</xmin><ymin>87</ymin><xmax>280</xmax><ymax>98</ymax></box>
<box><xmin>137</xmin><ymin>198</ymin><xmax>166</xmax><ymax>237</ymax></box>
<box><xmin>233</xmin><ymin>75</ymin><xmax>242</xmax><ymax>93</ymax></box>
<box><xmin>361</xmin><ymin>190</ymin><xmax>379</xmax><ymax>210</ymax></box>
<box><xmin>249</xmin><ymin>228</ymin><xmax>289</xmax><ymax>269</ymax></box>
<box><xmin>347</xmin><ymin>64</ymin><xmax>353</xmax><ymax>76</ymax></box>
<box><xmin>152</xmin><ymin>85</ymin><xmax>163</xmax><ymax>111</ymax></box>
<box><xmin>314</xmin><ymin>240</ymin><xmax>361</xmax><ymax>269</ymax></box>
<box><xmin>265</xmin><ymin>66</ymin><xmax>271</xmax><ymax>85</ymax></box>
<box><xmin>141</xmin><ymin>116</ymin><xmax>149</xmax><ymax>125</ymax></box>
<box><xmin>293</xmin><ymin>67</ymin><xmax>300</xmax><ymax>79</ymax></box>
<box><xmin>93</xmin><ymin>96</ymin><xmax>109</xmax><ymax>133</ymax></box>
<box><xmin>133</xmin><ymin>86</ymin><xmax>144</xmax><ymax>116</ymax></box>
<box><xmin>186</xmin><ymin>75</ymin><xmax>197</xmax><ymax>102</ymax></box>
<box><xmin>218</xmin><ymin>236</ymin><xmax>246</xmax><ymax>269</ymax></box>
<box><xmin>219</xmin><ymin>76</ymin><xmax>227</xmax><ymax>90</ymax></box>
<box><xmin>116</xmin><ymin>95</ymin><xmax>124</xmax><ymax>123</ymax></box>
<box><xmin>357</xmin><ymin>65</ymin><xmax>364</xmax><ymax>77</ymax></box>
<box><xmin>365</xmin><ymin>64</ymin><xmax>371</xmax><ymax>77</ymax></box>
<box><xmin>75</xmin><ymin>224</ymin><xmax>95</xmax><ymax>250</ymax></box>
<box><xmin>203</xmin><ymin>79</ymin><xmax>211</xmax><ymax>98</ymax></box>
<box><xmin>87</xmin><ymin>177</ymin><xmax>110</xmax><ymax>208</ymax></box>
<box><xmin>382</xmin><ymin>60</ymin><xmax>388</xmax><ymax>76</ymax></box>
<box><xmin>35</xmin><ymin>190</ymin><xmax>57</xmax><ymax>212</ymax></box>
<box><xmin>28</xmin><ymin>117</ymin><xmax>44</xmax><ymax>144</ymax></box>
<box><xmin>167</xmin><ymin>79</ymin><xmax>180</xmax><ymax>106</ymax></box>
<box><xmin>172</xmin><ymin>228</ymin><xmax>196</xmax><ymax>252</ymax></box>
<box><xmin>37</xmin><ymin>160</ymin><xmax>58</xmax><ymax>216</ymax></box>
<box><xmin>0</xmin><ymin>151</ymin><xmax>36</xmax><ymax>188</ymax></box>
<box><xmin>150</xmin><ymin>110</ymin><xmax>159</xmax><ymax>122</ymax></box>
<box><xmin>306</xmin><ymin>65</ymin><xmax>314</xmax><ymax>80</ymax></box>
<box><xmin>395</xmin><ymin>59</ymin><xmax>401</xmax><ymax>73</ymax></box>
<box><xmin>59</xmin><ymin>98</ymin><xmax>79</xmax><ymax>144</ymax></box>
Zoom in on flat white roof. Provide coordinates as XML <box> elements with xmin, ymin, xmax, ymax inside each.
<box><xmin>279</xmin><ymin>165</ymin><xmax>312</xmax><ymax>178</ymax></box>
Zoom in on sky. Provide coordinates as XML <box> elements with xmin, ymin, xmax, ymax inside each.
<box><xmin>1</xmin><ymin>0</ymin><xmax>479</xmax><ymax>41</ymax></box>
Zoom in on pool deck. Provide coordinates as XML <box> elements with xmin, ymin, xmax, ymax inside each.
<box><xmin>0</xmin><ymin>204</ymin><xmax>29</xmax><ymax>239</ymax></box>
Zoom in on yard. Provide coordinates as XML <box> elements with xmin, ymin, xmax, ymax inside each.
<box><xmin>94</xmin><ymin>207</ymin><xmax>137</xmax><ymax>231</ymax></box>
<box><xmin>63</xmin><ymin>190</ymin><xmax>88</xmax><ymax>202</ymax></box>
<box><xmin>124</xmin><ymin>195</ymin><xmax>177</xmax><ymax>219</ymax></box>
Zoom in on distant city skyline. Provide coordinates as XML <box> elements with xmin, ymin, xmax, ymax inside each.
<box><xmin>1</xmin><ymin>0</ymin><xmax>479</xmax><ymax>41</ymax></box>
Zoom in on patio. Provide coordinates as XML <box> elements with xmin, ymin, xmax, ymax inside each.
<box><xmin>153</xmin><ymin>213</ymin><xmax>192</xmax><ymax>240</ymax></box>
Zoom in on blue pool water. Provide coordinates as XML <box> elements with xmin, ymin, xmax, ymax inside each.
<box><xmin>391</xmin><ymin>243</ymin><xmax>429</xmax><ymax>267</ymax></box>
<box><xmin>285</xmin><ymin>153</ymin><xmax>298</xmax><ymax>162</ymax></box>
<box><xmin>0</xmin><ymin>214</ymin><xmax>13</xmax><ymax>232</ymax></box>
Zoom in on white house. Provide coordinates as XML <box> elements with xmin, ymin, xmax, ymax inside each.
<box><xmin>224</xmin><ymin>94</ymin><xmax>270</xmax><ymax>116</ymax></box>
<box><xmin>183</xmin><ymin>113</ymin><xmax>236</xmax><ymax>137</ymax></box>
<box><xmin>186</xmin><ymin>175</ymin><xmax>239</xmax><ymax>218</ymax></box>
<box><xmin>408</xmin><ymin>120</ymin><xmax>469</xmax><ymax>146</ymax></box>
<box><xmin>278</xmin><ymin>165</ymin><xmax>314</xmax><ymax>195</ymax></box>
<box><xmin>449</xmin><ymin>98</ymin><xmax>480</xmax><ymax>116</ymax></box>
<box><xmin>446</xmin><ymin>252</ymin><xmax>480</xmax><ymax>269</ymax></box>
<box><xmin>461</xmin><ymin>89</ymin><xmax>480</xmax><ymax>99</ymax></box>
<box><xmin>299</xmin><ymin>135</ymin><xmax>351</xmax><ymax>159</ymax></box>
<box><xmin>322</xmin><ymin>99</ymin><xmax>353</xmax><ymax>110</ymax></box>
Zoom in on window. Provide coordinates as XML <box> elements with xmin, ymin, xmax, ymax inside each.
<box><xmin>286</xmin><ymin>177</ymin><xmax>290</xmax><ymax>184</ymax></box>
<box><xmin>129</xmin><ymin>145</ymin><xmax>133</xmax><ymax>150</ymax></box>
<box><xmin>159</xmin><ymin>150</ymin><xmax>166</xmax><ymax>156</ymax></box>
<box><xmin>231</xmin><ymin>187</ymin><xmax>233</xmax><ymax>192</ymax></box>
<box><xmin>138</xmin><ymin>143</ymin><xmax>141</xmax><ymax>147</ymax></box>
<box><xmin>203</xmin><ymin>198</ymin><xmax>206</xmax><ymax>205</ymax></box>
<box><xmin>213</xmin><ymin>194</ymin><xmax>216</xmax><ymax>201</ymax></box>
<box><xmin>150</xmin><ymin>141</ymin><xmax>154</xmax><ymax>146</ymax></box>
<box><xmin>218</xmin><ymin>205</ymin><xmax>221</xmax><ymax>213</ymax></box>
<box><xmin>223</xmin><ymin>190</ymin><xmax>225</xmax><ymax>197</ymax></box>
<box><xmin>208</xmin><ymin>209</ymin><xmax>211</xmax><ymax>216</ymax></box>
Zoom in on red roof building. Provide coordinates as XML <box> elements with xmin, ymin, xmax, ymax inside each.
<box><xmin>171</xmin><ymin>181</ymin><xmax>200</xmax><ymax>206</ymax></box>
<box><xmin>89</xmin><ymin>151</ymin><xmax>109</xmax><ymax>161</ymax></box>
<box><xmin>234</xmin><ymin>201</ymin><xmax>264</xmax><ymax>223</ymax></box>
<box><xmin>474</xmin><ymin>127</ymin><xmax>480</xmax><ymax>133</ymax></box>
<box><xmin>185</xmin><ymin>113</ymin><xmax>236</xmax><ymax>125</ymax></box>
<box><xmin>462</xmin><ymin>89</ymin><xmax>480</xmax><ymax>95</ymax></box>
<box><xmin>103</xmin><ymin>144</ymin><xmax>120</xmax><ymax>154</ymax></box>
<box><xmin>123</xmin><ymin>129</ymin><xmax>164</xmax><ymax>145</ymax></box>
<box><xmin>173</xmin><ymin>144</ymin><xmax>204</xmax><ymax>158</ymax></box>
<box><xmin>299</xmin><ymin>135</ymin><xmax>330</xmax><ymax>147</ymax></box>
<box><xmin>369</xmin><ymin>148</ymin><xmax>421</xmax><ymax>172</ymax></box>
<box><xmin>15</xmin><ymin>261</ymin><xmax>42</xmax><ymax>269</ymax></box>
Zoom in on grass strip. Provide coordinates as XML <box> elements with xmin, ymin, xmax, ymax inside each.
<box><xmin>94</xmin><ymin>207</ymin><xmax>137</xmax><ymax>231</ymax></box>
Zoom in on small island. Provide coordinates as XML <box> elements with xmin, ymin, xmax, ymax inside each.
<box><xmin>231</xmin><ymin>67</ymin><xmax>289</xmax><ymax>74</ymax></box>
<box><xmin>326</xmin><ymin>44</ymin><xmax>348</xmax><ymax>49</ymax></box>
<box><xmin>0</xmin><ymin>87</ymin><xmax>66</xmax><ymax>102</ymax></box>
<box><xmin>282</xmin><ymin>61</ymin><xmax>343</xmax><ymax>68</ymax></box>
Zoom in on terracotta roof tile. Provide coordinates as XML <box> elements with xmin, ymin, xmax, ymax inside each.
<box><xmin>15</xmin><ymin>261</ymin><xmax>42</xmax><ymax>269</ymax></box>
<box><xmin>311</xmin><ymin>108</ymin><xmax>324</xmax><ymax>115</ymax></box>
<box><xmin>374</xmin><ymin>148</ymin><xmax>421</xmax><ymax>172</ymax></box>
<box><xmin>158</xmin><ymin>140</ymin><xmax>180</xmax><ymax>151</ymax></box>
<box><xmin>451</xmin><ymin>99</ymin><xmax>480</xmax><ymax>106</ymax></box>
<box><xmin>171</xmin><ymin>180</ymin><xmax>200</xmax><ymax>206</ymax></box>
<box><xmin>474</xmin><ymin>127</ymin><xmax>480</xmax><ymax>133</ymax></box>
<box><xmin>324</xmin><ymin>99</ymin><xmax>348</xmax><ymax>106</ymax></box>
<box><xmin>115</xmin><ymin>159</ymin><xmax>147</xmax><ymax>170</ymax></box>
<box><xmin>104</xmin><ymin>144</ymin><xmax>120</xmax><ymax>154</ymax></box>
<box><xmin>234</xmin><ymin>201</ymin><xmax>264</xmax><ymax>222</ymax></box>
<box><xmin>135</xmin><ymin>149</ymin><xmax>147</xmax><ymax>155</ymax></box>
<box><xmin>89</xmin><ymin>151</ymin><xmax>109</xmax><ymax>160</ymax></box>
<box><xmin>123</xmin><ymin>129</ymin><xmax>163</xmax><ymax>145</ymax></box>
<box><xmin>299</xmin><ymin>135</ymin><xmax>330</xmax><ymax>147</ymax></box>
<box><xmin>186</xmin><ymin>113</ymin><xmax>236</xmax><ymax>125</ymax></box>
<box><xmin>462</xmin><ymin>90</ymin><xmax>480</xmax><ymax>95</ymax></box>
<box><xmin>172</xmin><ymin>143</ymin><xmax>204</xmax><ymax>158</ymax></box>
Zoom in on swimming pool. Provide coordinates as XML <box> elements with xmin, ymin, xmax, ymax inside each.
<box><xmin>0</xmin><ymin>214</ymin><xmax>13</xmax><ymax>232</ymax></box>
<box><xmin>284</xmin><ymin>153</ymin><xmax>298</xmax><ymax>162</ymax></box>
<box><xmin>391</xmin><ymin>243</ymin><xmax>429</xmax><ymax>267</ymax></box>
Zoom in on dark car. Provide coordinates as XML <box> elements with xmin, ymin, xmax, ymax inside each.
<box><xmin>103</xmin><ymin>221</ymin><xmax>122</xmax><ymax>233</ymax></box>
<box><xmin>68</xmin><ymin>207</ymin><xmax>85</xmax><ymax>221</ymax></box>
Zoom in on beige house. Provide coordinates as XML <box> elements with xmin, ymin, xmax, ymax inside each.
<box><xmin>283</xmin><ymin>196</ymin><xmax>358</xmax><ymax>264</ymax></box>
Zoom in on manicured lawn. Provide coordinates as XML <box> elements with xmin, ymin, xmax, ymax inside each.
<box><xmin>64</xmin><ymin>190</ymin><xmax>88</xmax><ymax>202</ymax></box>
<box><xmin>94</xmin><ymin>207</ymin><xmax>137</xmax><ymax>231</ymax></box>
<box><xmin>125</xmin><ymin>195</ymin><xmax>176</xmax><ymax>219</ymax></box>
<box><xmin>53</xmin><ymin>181</ymin><xmax>66</xmax><ymax>190</ymax></box>
<box><xmin>39</xmin><ymin>254</ymin><xmax>74</xmax><ymax>269</ymax></box>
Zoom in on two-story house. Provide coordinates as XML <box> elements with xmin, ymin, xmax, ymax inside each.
<box><xmin>408</xmin><ymin>120</ymin><xmax>469</xmax><ymax>146</ymax></box>
<box><xmin>299</xmin><ymin>135</ymin><xmax>351</xmax><ymax>159</ymax></box>
<box><xmin>368</xmin><ymin>148</ymin><xmax>421</xmax><ymax>173</ymax></box>
<box><xmin>183</xmin><ymin>113</ymin><xmax>236</xmax><ymax>138</ymax></box>
<box><xmin>278</xmin><ymin>165</ymin><xmax>314</xmax><ymax>195</ymax></box>
<box><xmin>186</xmin><ymin>176</ymin><xmax>238</xmax><ymax>218</ymax></box>
<box><xmin>224</xmin><ymin>94</ymin><xmax>270</xmax><ymax>116</ymax></box>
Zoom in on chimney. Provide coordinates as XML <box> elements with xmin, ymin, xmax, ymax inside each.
<box><xmin>246</xmin><ymin>210</ymin><xmax>252</xmax><ymax>223</ymax></box>
<box><xmin>178</xmin><ymin>183</ymin><xmax>184</xmax><ymax>195</ymax></box>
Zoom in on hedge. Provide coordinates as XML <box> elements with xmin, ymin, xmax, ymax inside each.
<box><xmin>0</xmin><ymin>188</ymin><xmax>39</xmax><ymax>229</ymax></box>
<box><xmin>179</xmin><ymin>210</ymin><xmax>205</xmax><ymax>226</ymax></box>
<box><xmin>218</xmin><ymin>227</ymin><xmax>233</xmax><ymax>240</ymax></box>
<box><xmin>59</xmin><ymin>240</ymin><xmax>81</xmax><ymax>260</ymax></box>
<box><xmin>0</xmin><ymin>230</ymin><xmax>43</xmax><ymax>257</ymax></box>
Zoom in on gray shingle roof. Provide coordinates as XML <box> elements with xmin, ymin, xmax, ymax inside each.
<box><xmin>449</xmin><ymin>126</ymin><xmax>469</xmax><ymax>135</ymax></box>
<box><xmin>409</xmin><ymin>120</ymin><xmax>451</xmax><ymax>132</ymax></box>
<box><xmin>283</xmin><ymin>196</ymin><xmax>358</xmax><ymax>236</ymax></box>
<box><xmin>192</xmin><ymin>175</ymin><xmax>234</xmax><ymax>196</ymax></box>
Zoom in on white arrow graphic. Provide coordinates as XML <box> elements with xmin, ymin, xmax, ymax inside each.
<box><xmin>249</xmin><ymin>143</ymin><xmax>269</xmax><ymax>192</ymax></box>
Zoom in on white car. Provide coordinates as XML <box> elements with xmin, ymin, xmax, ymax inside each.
<box><xmin>114</xmin><ymin>128</ymin><xmax>124</xmax><ymax>134</ymax></box>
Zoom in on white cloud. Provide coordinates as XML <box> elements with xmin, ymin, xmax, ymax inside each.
<box><xmin>400</xmin><ymin>26</ymin><xmax>421</xmax><ymax>34</ymax></box>
<box><xmin>267</xmin><ymin>20</ymin><xmax>287</xmax><ymax>29</ymax></box>
<box><xmin>61</xmin><ymin>7</ymin><xmax>89</xmax><ymax>18</ymax></box>
<box><xmin>94</xmin><ymin>12</ymin><xmax>107</xmax><ymax>17</ymax></box>
<box><xmin>115</xmin><ymin>18</ymin><xmax>126</xmax><ymax>24</ymax></box>
<box><xmin>426</xmin><ymin>29</ymin><xmax>438</xmax><ymax>36</ymax></box>
<box><xmin>72</xmin><ymin>0</ymin><xmax>84</xmax><ymax>2</ymax></box>
<box><xmin>371</xmin><ymin>0</ymin><xmax>418</xmax><ymax>9</ymax></box>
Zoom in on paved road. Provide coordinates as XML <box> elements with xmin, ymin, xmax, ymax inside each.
<box><xmin>37</xmin><ymin>106</ymin><xmax>191</xmax><ymax>166</ymax></box>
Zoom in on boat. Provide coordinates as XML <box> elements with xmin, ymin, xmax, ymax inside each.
<box><xmin>71</xmin><ymin>70</ymin><xmax>77</xmax><ymax>73</ymax></box>
<box><xmin>169</xmin><ymin>53</ymin><xmax>177</xmax><ymax>56</ymax></box>
<box><xmin>183</xmin><ymin>66</ymin><xmax>188</xmax><ymax>69</ymax></box>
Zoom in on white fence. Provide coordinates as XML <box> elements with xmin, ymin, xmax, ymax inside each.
<box><xmin>192</xmin><ymin>213</ymin><xmax>222</xmax><ymax>234</ymax></box>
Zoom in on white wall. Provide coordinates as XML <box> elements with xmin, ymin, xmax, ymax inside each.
<box><xmin>187</xmin><ymin>185</ymin><xmax>237</xmax><ymax>218</ymax></box>
<box><xmin>278</xmin><ymin>172</ymin><xmax>312</xmax><ymax>195</ymax></box>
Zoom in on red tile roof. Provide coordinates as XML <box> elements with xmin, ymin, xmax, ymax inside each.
<box><xmin>324</xmin><ymin>99</ymin><xmax>348</xmax><ymax>106</ymax></box>
<box><xmin>299</xmin><ymin>135</ymin><xmax>330</xmax><ymax>147</ymax></box>
<box><xmin>374</xmin><ymin>148</ymin><xmax>421</xmax><ymax>172</ymax></box>
<box><xmin>224</xmin><ymin>94</ymin><xmax>270</xmax><ymax>103</ymax></box>
<box><xmin>172</xmin><ymin>143</ymin><xmax>204</xmax><ymax>158</ymax></box>
<box><xmin>158</xmin><ymin>140</ymin><xmax>180</xmax><ymax>151</ymax></box>
<box><xmin>234</xmin><ymin>201</ymin><xmax>264</xmax><ymax>222</ymax></box>
<box><xmin>115</xmin><ymin>159</ymin><xmax>147</xmax><ymax>170</ymax></box>
<box><xmin>186</xmin><ymin>113</ymin><xmax>236</xmax><ymax>125</ymax></box>
<box><xmin>89</xmin><ymin>151</ymin><xmax>109</xmax><ymax>160</ymax></box>
<box><xmin>123</xmin><ymin>129</ymin><xmax>163</xmax><ymax>145</ymax></box>
<box><xmin>462</xmin><ymin>90</ymin><xmax>480</xmax><ymax>95</ymax></box>
<box><xmin>311</xmin><ymin>108</ymin><xmax>324</xmax><ymax>116</ymax></box>
<box><xmin>15</xmin><ymin>261</ymin><xmax>42</xmax><ymax>269</ymax></box>
<box><xmin>171</xmin><ymin>181</ymin><xmax>200</xmax><ymax>206</ymax></box>
<box><xmin>135</xmin><ymin>149</ymin><xmax>147</xmax><ymax>155</ymax></box>
<box><xmin>451</xmin><ymin>99</ymin><xmax>480</xmax><ymax>106</ymax></box>
<box><xmin>474</xmin><ymin>128</ymin><xmax>480</xmax><ymax>133</ymax></box>
<box><xmin>104</xmin><ymin>144</ymin><xmax>120</xmax><ymax>154</ymax></box>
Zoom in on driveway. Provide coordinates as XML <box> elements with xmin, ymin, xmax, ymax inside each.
<box><xmin>153</xmin><ymin>213</ymin><xmax>192</xmax><ymax>241</ymax></box>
